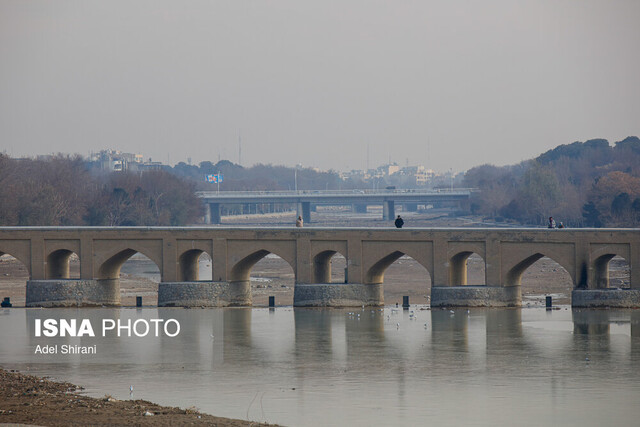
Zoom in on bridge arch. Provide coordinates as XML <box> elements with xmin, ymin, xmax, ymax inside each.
<box><xmin>448</xmin><ymin>251</ymin><xmax>486</xmax><ymax>286</ymax></box>
<box><xmin>592</xmin><ymin>253</ymin><xmax>630</xmax><ymax>289</ymax></box>
<box><xmin>230</xmin><ymin>249</ymin><xmax>295</xmax><ymax>283</ymax></box>
<box><xmin>364</xmin><ymin>250</ymin><xmax>432</xmax><ymax>285</ymax></box>
<box><xmin>46</xmin><ymin>249</ymin><xmax>80</xmax><ymax>279</ymax></box>
<box><xmin>177</xmin><ymin>249</ymin><xmax>212</xmax><ymax>282</ymax></box>
<box><xmin>505</xmin><ymin>252</ymin><xmax>574</xmax><ymax>287</ymax></box>
<box><xmin>0</xmin><ymin>242</ymin><xmax>31</xmax><ymax>276</ymax></box>
<box><xmin>312</xmin><ymin>250</ymin><xmax>347</xmax><ymax>284</ymax></box>
<box><xmin>97</xmin><ymin>248</ymin><xmax>162</xmax><ymax>280</ymax></box>
<box><xmin>0</xmin><ymin>251</ymin><xmax>30</xmax><ymax>280</ymax></box>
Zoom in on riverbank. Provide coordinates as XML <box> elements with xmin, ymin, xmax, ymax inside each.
<box><xmin>0</xmin><ymin>367</ymin><xmax>275</xmax><ymax>426</ymax></box>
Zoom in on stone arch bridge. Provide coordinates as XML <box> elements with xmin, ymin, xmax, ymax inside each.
<box><xmin>0</xmin><ymin>227</ymin><xmax>638</xmax><ymax>308</ymax></box>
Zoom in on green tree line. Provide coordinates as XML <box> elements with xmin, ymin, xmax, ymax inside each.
<box><xmin>463</xmin><ymin>137</ymin><xmax>640</xmax><ymax>227</ymax></box>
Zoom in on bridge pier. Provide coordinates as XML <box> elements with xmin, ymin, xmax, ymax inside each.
<box><xmin>211</xmin><ymin>203</ymin><xmax>221</xmax><ymax>224</ymax></box>
<box><xmin>26</xmin><ymin>279</ymin><xmax>120</xmax><ymax>307</ymax></box>
<box><xmin>383</xmin><ymin>200</ymin><xmax>395</xmax><ymax>220</ymax></box>
<box><xmin>296</xmin><ymin>202</ymin><xmax>311</xmax><ymax>224</ymax></box>
<box><xmin>571</xmin><ymin>289</ymin><xmax>640</xmax><ymax>308</ymax></box>
<box><xmin>293</xmin><ymin>283</ymin><xmax>383</xmax><ymax>307</ymax></box>
<box><xmin>158</xmin><ymin>281</ymin><xmax>251</xmax><ymax>307</ymax></box>
<box><xmin>430</xmin><ymin>286</ymin><xmax>521</xmax><ymax>307</ymax></box>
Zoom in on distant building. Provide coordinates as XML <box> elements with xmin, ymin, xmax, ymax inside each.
<box><xmin>90</xmin><ymin>149</ymin><xmax>144</xmax><ymax>172</ymax></box>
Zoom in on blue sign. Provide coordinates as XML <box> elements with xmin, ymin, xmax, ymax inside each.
<box><xmin>205</xmin><ymin>174</ymin><xmax>223</xmax><ymax>183</ymax></box>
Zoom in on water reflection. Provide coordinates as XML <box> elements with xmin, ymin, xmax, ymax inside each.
<box><xmin>1</xmin><ymin>306</ymin><xmax>640</xmax><ymax>426</ymax></box>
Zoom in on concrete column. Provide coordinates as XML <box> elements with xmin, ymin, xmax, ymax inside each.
<box><xmin>210</xmin><ymin>203</ymin><xmax>221</xmax><ymax>224</ymax></box>
<box><xmin>297</xmin><ymin>202</ymin><xmax>311</xmax><ymax>224</ymax></box>
<box><xmin>204</xmin><ymin>203</ymin><xmax>211</xmax><ymax>224</ymax></box>
<box><xmin>383</xmin><ymin>200</ymin><xmax>395</xmax><ymax>220</ymax></box>
<box><xmin>302</xmin><ymin>202</ymin><xmax>311</xmax><ymax>224</ymax></box>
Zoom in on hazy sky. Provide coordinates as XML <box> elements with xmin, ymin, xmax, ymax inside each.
<box><xmin>1</xmin><ymin>1</ymin><xmax>639</xmax><ymax>172</ymax></box>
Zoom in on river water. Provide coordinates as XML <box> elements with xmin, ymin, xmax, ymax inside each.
<box><xmin>1</xmin><ymin>306</ymin><xmax>639</xmax><ymax>426</ymax></box>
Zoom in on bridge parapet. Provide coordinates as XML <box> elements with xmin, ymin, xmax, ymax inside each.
<box><xmin>0</xmin><ymin>227</ymin><xmax>637</xmax><ymax>307</ymax></box>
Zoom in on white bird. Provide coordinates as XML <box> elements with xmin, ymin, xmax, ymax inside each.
<box><xmin>449</xmin><ymin>310</ymin><xmax>455</xmax><ymax>314</ymax></box>
<box><xmin>210</xmin><ymin>334</ymin><xmax>215</xmax><ymax>341</ymax></box>
<box><xmin>129</xmin><ymin>385</ymin><xmax>134</xmax><ymax>394</ymax></box>
<box><xmin>396</xmin><ymin>322</ymin><xmax>400</xmax><ymax>329</ymax></box>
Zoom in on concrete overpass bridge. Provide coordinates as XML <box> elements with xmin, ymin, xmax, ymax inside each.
<box><xmin>197</xmin><ymin>189</ymin><xmax>471</xmax><ymax>224</ymax></box>
<box><xmin>0</xmin><ymin>227</ymin><xmax>638</xmax><ymax>308</ymax></box>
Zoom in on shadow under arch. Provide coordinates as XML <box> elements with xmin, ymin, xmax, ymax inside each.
<box><xmin>312</xmin><ymin>250</ymin><xmax>346</xmax><ymax>283</ymax></box>
<box><xmin>46</xmin><ymin>249</ymin><xmax>80</xmax><ymax>279</ymax></box>
<box><xmin>449</xmin><ymin>251</ymin><xmax>486</xmax><ymax>286</ymax></box>
<box><xmin>177</xmin><ymin>249</ymin><xmax>212</xmax><ymax>282</ymax></box>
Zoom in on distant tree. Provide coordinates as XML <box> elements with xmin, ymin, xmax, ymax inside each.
<box><xmin>582</xmin><ymin>202</ymin><xmax>603</xmax><ymax>228</ymax></box>
<box><xmin>514</xmin><ymin>163</ymin><xmax>561</xmax><ymax>224</ymax></box>
<box><xmin>611</xmin><ymin>193</ymin><xmax>631</xmax><ymax>216</ymax></box>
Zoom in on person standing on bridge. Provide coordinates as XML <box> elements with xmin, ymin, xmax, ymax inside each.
<box><xmin>548</xmin><ymin>217</ymin><xmax>556</xmax><ymax>229</ymax></box>
<box><xmin>296</xmin><ymin>216</ymin><xmax>303</xmax><ymax>227</ymax></box>
<box><xmin>394</xmin><ymin>215</ymin><xmax>404</xmax><ymax>228</ymax></box>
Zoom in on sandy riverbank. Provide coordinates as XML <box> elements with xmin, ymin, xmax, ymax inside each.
<box><xmin>0</xmin><ymin>368</ymin><xmax>276</xmax><ymax>426</ymax></box>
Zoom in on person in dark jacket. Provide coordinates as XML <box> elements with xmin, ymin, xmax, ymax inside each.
<box><xmin>394</xmin><ymin>215</ymin><xmax>404</xmax><ymax>228</ymax></box>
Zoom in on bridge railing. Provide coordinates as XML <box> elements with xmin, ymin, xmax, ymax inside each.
<box><xmin>196</xmin><ymin>188</ymin><xmax>475</xmax><ymax>198</ymax></box>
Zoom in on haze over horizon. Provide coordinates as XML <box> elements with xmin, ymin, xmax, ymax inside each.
<box><xmin>1</xmin><ymin>1</ymin><xmax>639</xmax><ymax>172</ymax></box>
